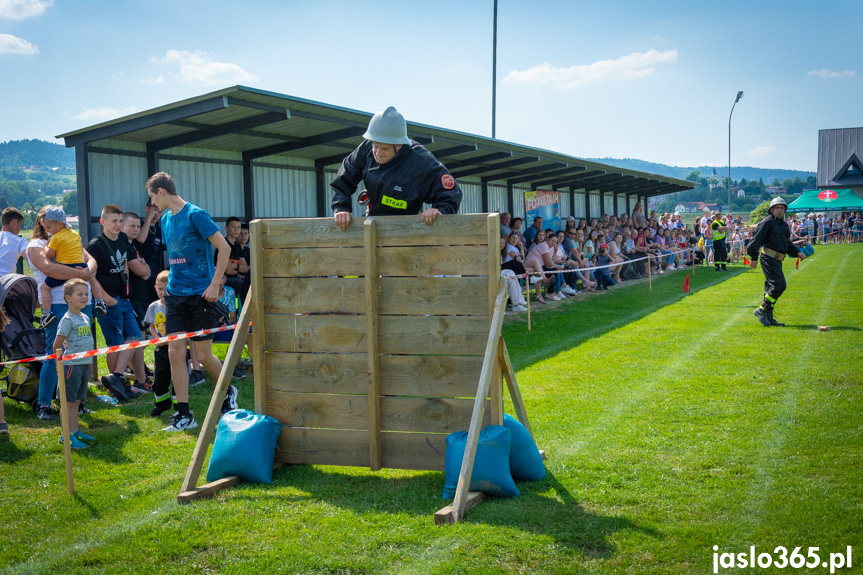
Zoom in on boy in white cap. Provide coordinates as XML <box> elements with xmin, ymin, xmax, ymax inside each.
<box><xmin>39</xmin><ymin>206</ymin><xmax>106</xmax><ymax>328</ymax></box>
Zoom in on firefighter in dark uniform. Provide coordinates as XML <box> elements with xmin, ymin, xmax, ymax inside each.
<box><xmin>747</xmin><ymin>197</ymin><xmax>805</xmax><ymax>326</ymax></box>
<box><xmin>711</xmin><ymin>212</ymin><xmax>730</xmax><ymax>271</ymax></box>
<box><xmin>331</xmin><ymin>106</ymin><xmax>462</xmax><ymax>230</ymax></box>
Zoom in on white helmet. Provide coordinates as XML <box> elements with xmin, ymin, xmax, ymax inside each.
<box><xmin>363</xmin><ymin>106</ymin><xmax>411</xmax><ymax>145</ymax></box>
<box><xmin>769</xmin><ymin>197</ymin><xmax>787</xmax><ymax>212</ymax></box>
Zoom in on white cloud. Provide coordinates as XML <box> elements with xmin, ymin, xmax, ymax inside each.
<box><xmin>0</xmin><ymin>0</ymin><xmax>53</xmax><ymax>19</ymax></box>
<box><xmin>0</xmin><ymin>32</ymin><xmax>38</xmax><ymax>54</ymax></box>
<box><xmin>808</xmin><ymin>69</ymin><xmax>856</xmax><ymax>79</ymax></box>
<box><xmin>74</xmin><ymin>106</ymin><xmax>138</xmax><ymax>122</ymax></box>
<box><xmin>748</xmin><ymin>146</ymin><xmax>776</xmax><ymax>157</ymax></box>
<box><xmin>504</xmin><ymin>49</ymin><xmax>677</xmax><ymax>89</ymax></box>
<box><xmin>153</xmin><ymin>49</ymin><xmax>258</xmax><ymax>86</ymax></box>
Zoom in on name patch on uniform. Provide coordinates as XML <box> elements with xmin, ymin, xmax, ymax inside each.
<box><xmin>441</xmin><ymin>174</ymin><xmax>456</xmax><ymax>190</ymax></box>
<box><xmin>381</xmin><ymin>195</ymin><xmax>407</xmax><ymax>210</ymax></box>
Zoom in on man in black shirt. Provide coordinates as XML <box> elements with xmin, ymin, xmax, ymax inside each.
<box><xmin>747</xmin><ymin>197</ymin><xmax>806</xmax><ymax>327</ymax></box>
<box><xmin>86</xmin><ymin>204</ymin><xmax>147</xmax><ymax>400</ymax></box>
<box><xmin>331</xmin><ymin>106</ymin><xmax>461</xmax><ymax>231</ymax></box>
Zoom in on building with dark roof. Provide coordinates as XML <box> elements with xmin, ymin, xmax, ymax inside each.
<box><xmin>58</xmin><ymin>86</ymin><xmax>694</xmax><ymax>242</ymax></box>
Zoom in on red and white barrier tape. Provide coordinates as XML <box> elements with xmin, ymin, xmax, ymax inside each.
<box><xmin>0</xmin><ymin>322</ymin><xmax>248</xmax><ymax>366</ymax></box>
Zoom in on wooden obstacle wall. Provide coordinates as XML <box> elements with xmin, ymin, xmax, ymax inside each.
<box><xmin>248</xmin><ymin>214</ymin><xmax>502</xmax><ymax>472</ymax></box>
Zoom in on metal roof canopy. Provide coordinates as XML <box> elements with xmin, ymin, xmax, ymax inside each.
<box><xmin>58</xmin><ymin>85</ymin><xmax>693</xmax><ymax>235</ymax></box>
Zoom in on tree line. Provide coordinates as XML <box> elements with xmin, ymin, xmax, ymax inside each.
<box><xmin>653</xmin><ymin>170</ymin><xmax>817</xmax><ymax>214</ymax></box>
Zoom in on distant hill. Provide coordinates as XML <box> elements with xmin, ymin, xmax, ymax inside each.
<box><xmin>585</xmin><ymin>157</ymin><xmax>815</xmax><ymax>184</ymax></box>
<box><xmin>0</xmin><ymin>139</ymin><xmax>75</xmax><ymax>170</ymax></box>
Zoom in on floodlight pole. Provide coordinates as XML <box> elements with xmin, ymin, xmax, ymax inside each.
<box><xmin>492</xmin><ymin>0</ymin><xmax>498</xmax><ymax>139</ymax></box>
<box><xmin>728</xmin><ymin>90</ymin><xmax>743</xmax><ymax>213</ymax></box>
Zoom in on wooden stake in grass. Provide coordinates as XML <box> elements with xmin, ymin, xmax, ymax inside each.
<box><xmin>648</xmin><ymin>254</ymin><xmax>652</xmax><ymax>291</ymax></box>
<box><xmin>55</xmin><ymin>349</ymin><xmax>74</xmax><ymax>494</ymax></box>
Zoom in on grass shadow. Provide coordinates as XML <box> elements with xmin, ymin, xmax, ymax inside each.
<box><xmin>73</xmin><ymin>418</ymin><xmax>141</xmax><ymax>464</ymax></box>
<box><xmin>470</xmin><ymin>469</ymin><xmax>662</xmax><ymax>557</ymax></box>
<box><xmin>0</xmin><ymin>436</ymin><xmax>35</xmax><ymax>463</ymax></box>
<box><xmin>223</xmin><ymin>464</ymin><xmax>658</xmax><ymax>558</ymax></box>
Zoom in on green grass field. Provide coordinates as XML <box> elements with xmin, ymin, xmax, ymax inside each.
<box><xmin>2</xmin><ymin>244</ymin><xmax>862</xmax><ymax>574</ymax></box>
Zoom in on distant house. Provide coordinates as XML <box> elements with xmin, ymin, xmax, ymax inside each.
<box><xmin>674</xmin><ymin>202</ymin><xmax>701</xmax><ymax>213</ymax></box>
<box><xmin>766</xmin><ymin>186</ymin><xmax>786</xmax><ymax>195</ymax></box>
<box><xmin>66</xmin><ymin>215</ymin><xmax>79</xmax><ymax>230</ymax></box>
<box><xmin>695</xmin><ymin>202</ymin><xmax>719</xmax><ymax>212</ymax></box>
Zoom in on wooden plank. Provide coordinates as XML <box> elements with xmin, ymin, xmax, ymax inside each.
<box><xmin>451</xmin><ymin>280</ymin><xmax>508</xmax><ymax>523</ymax></box>
<box><xmin>260</xmin><ymin>245</ymin><xmax>490</xmax><ymax>278</ymax></box>
<box><xmin>498</xmin><ymin>337</ymin><xmax>534</xmax><ymax>438</ymax></box>
<box><xmin>250</xmin><ymin>220</ymin><xmax>267</xmax><ymax>415</ymax></box>
<box><xmin>259</xmin><ymin>214</ymin><xmax>490</xmax><ymax>249</ymax></box>
<box><xmin>262</xmin><ymin>276</ymin><xmax>491</xmax><ymax>316</ymax></box>
<box><xmin>55</xmin><ymin>351</ymin><xmax>74</xmax><ymax>494</ymax></box>
<box><xmin>275</xmin><ymin>428</ymin><xmax>449</xmax><ymax>471</ymax></box>
<box><xmin>435</xmin><ymin>492</ymin><xmax>487</xmax><ymax>525</ymax></box>
<box><xmin>177</xmin><ymin>463</ymin><xmax>285</xmax><ymax>503</ymax></box>
<box><xmin>487</xmin><ymin>216</ymin><xmax>503</xmax><ymax>427</ymax></box>
<box><xmin>364</xmin><ymin>219</ymin><xmax>382</xmax><ymax>470</ymax></box>
<box><xmin>266</xmin><ymin>353</ymin><xmax>486</xmax><ymax>398</ymax></box>
<box><xmin>264</xmin><ymin>315</ymin><xmax>489</xmax><ymax>355</ymax></box>
<box><xmin>266</xmin><ymin>392</ymin><xmax>490</xmax><ymax>433</ymax></box>
<box><xmin>181</xmin><ymin>301</ymin><xmax>253</xmax><ymax>494</ymax></box>
<box><xmin>178</xmin><ymin>476</ymin><xmax>243</xmax><ymax>503</ymax></box>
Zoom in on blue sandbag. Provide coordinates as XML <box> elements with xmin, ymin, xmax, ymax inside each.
<box><xmin>206</xmin><ymin>409</ymin><xmax>282</xmax><ymax>484</ymax></box>
<box><xmin>503</xmin><ymin>413</ymin><xmax>546</xmax><ymax>481</ymax></box>
<box><xmin>442</xmin><ymin>425</ymin><xmax>519</xmax><ymax>499</ymax></box>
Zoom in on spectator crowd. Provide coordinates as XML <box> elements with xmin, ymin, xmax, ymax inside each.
<box><xmin>0</xmin><ymin>179</ymin><xmax>250</xmax><ymax>444</ymax></box>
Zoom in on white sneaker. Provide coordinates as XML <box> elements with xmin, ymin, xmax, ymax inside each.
<box><xmin>561</xmin><ymin>285</ymin><xmax>577</xmax><ymax>296</ymax></box>
<box><xmin>558</xmin><ymin>292</ymin><xmax>567</xmax><ymax>299</ymax></box>
<box><xmin>529</xmin><ymin>276</ymin><xmax>541</xmax><ymax>285</ymax></box>
<box><xmin>163</xmin><ymin>412</ymin><xmax>198</xmax><ymax>432</ymax></box>
<box><xmin>512</xmin><ymin>304</ymin><xmax>527</xmax><ymax>312</ymax></box>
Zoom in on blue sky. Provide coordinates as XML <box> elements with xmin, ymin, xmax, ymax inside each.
<box><xmin>1</xmin><ymin>0</ymin><xmax>860</xmax><ymax>171</ymax></box>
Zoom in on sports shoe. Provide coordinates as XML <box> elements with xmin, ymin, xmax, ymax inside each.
<box><xmin>529</xmin><ymin>276</ymin><xmax>541</xmax><ymax>285</ymax></box>
<box><xmin>753</xmin><ymin>306</ymin><xmax>772</xmax><ymax>327</ymax></box>
<box><xmin>132</xmin><ymin>379</ymin><xmax>153</xmax><ymax>393</ymax></box>
<box><xmin>93</xmin><ymin>299</ymin><xmax>107</xmax><ymax>316</ymax></box>
<box><xmin>231</xmin><ymin>367</ymin><xmax>246</xmax><ymax>380</ymax></box>
<box><xmin>0</xmin><ymin>422</ymin><xmax>8</xmax><ymax>435</ymax></box>
<box><xmin>163</xmin><ymin>412</ymin><xmax>198</xmax><ymax>432</ymax></box>
<box><xmin>189</xmin><ymin>369</ymin><xmax>205</xmax><ymax>387</ymax></box>
<box><xmin>511</xmin><ymin>304</ymin><xmax>527</xmax><ymax>312</ymax></box>
<box><xmin>101</xmin><ymin>374</ymin><xmax>144</xmax><ymax>402</ymax></box>
<box><xmin>39</xmin><ymin>311</ymin><xmax>57</xmax><ymax>329</ymax></box>
<box><xmin>221</xmin><ymin>385</ymin><xmax>238</xmax><ymax>414</ymax></box>
<box><xmin>78</xmin><ymin>403</ymin><xmax>93</xmax><ymax>415</ymax></box>
<box><xmin>561</xmin><ymin>285</ymin><xmax>577</xmax><ymax>296</ymax></box>
<box><xmin>60</xmin><ymin>433</ymin><xmax>88</xmax><ymax>449</ymax></box>
<box><xmin>37</xmin><ymin>406</ymin><xmax>58</xmax><ymax>421</ymax></box>
<box><xmin>73</xmin><ymin>430</ymin><xmax>95</xmax><ymax>442</ymax></box>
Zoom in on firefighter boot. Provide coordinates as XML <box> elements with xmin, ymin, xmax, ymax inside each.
<box><xmin>753</xmin><ymin>303</ymin><xmax>772</xmax><ymax>327</ymax></box>
<box><xmin>765</xmin><ymin>306</ymin><xmax>785</xmax><ymax>327</ymax></box>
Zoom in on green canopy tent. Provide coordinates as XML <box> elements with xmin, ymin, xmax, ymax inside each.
<box><xmin>786</xmin><ymin>188</ymin><xmax>863</xmax><ymax>213</ymax></box>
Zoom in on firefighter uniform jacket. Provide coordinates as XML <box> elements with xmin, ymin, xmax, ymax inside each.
<box><xmin>330</xmin><ymin>139</ymin><xmax>462</xmax><ymax>217</ymax></box>
<box><xmin>746</xmin><ymin>214</ymin><xmax>801</xmax><ymax>261</ymax></box>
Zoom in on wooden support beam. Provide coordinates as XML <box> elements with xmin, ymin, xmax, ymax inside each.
<box><xmin>364</xmin><ymin>219</ymin><xmax>382</xmax><ymax>471</ymax></box>
<box><xmin>442</xmin><ymin>279</ymin><xmax>507</xmax><ymax>524</ymax></box>
<box><xmin>487</xmin><ymin>214</ymin><xmax>503</xmax><ymax>426</ymax></box>
<box><xmin>434</xmin><ymin>492</ymin><xmax>486</xmax><ymax>525</ymax></box>
<box><xmin>498</xmin><ymin>338</ymin><xmax>533</xmax><ymax>438</ymax></box>
<box><xmin>180</xmin><ymin>301</ymin><xmax>253</xmax><ymax>494</ymax></box>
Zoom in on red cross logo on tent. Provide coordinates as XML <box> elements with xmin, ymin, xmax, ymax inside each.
<box><xmin>818</xmin><ymin>189</ymin><xmax>838</xmax><ymax>201</ymax></box>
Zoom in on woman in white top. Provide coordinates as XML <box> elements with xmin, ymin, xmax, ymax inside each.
<box><xmin>26</xmin><ymin>207</ymin><xmax>97</xmax><ymax>420</ymax></box>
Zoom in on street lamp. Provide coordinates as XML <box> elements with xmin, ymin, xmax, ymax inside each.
<box><xmin>728</xmin><ymin>90</ymin><xmax>743</xmax><ymax>213</ymax></box>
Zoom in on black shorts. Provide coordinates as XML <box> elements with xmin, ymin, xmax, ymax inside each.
<box><xmin>165</xmin><ymin>294</ymin><xmax>227</xmax><ymax>341</ymax></box>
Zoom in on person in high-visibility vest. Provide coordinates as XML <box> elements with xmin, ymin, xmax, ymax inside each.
<box><xmin>710</xmin><ymin>211</ymin><xmax>730</xmax><ymax>271</ymax></box>
<box><xmin>746</xmin><ymin>197</ymin><xmax>805</xmax><ymax>327</ymax></box>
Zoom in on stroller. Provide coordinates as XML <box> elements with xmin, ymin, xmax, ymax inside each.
<box><xmin>0</xmin><ymin>273</ymin><xmax>46</xmax><ymax>410</ymax></box>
